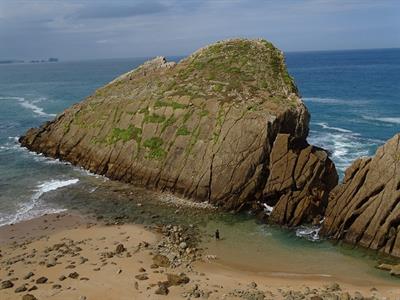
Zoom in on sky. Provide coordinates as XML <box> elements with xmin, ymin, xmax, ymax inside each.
<box><xmin>0</xmin><ymin>0</ymin><xmax>399</xmax><ymax>60</ymax></box>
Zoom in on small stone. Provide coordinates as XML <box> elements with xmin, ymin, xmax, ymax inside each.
<box><xmin>249</xmin><ymin>281</ymin><xmax>257</xmax><ymax>289</ymax></box>
<box><xmin>166</xmin><ymin>273</ymin><xmax>190</xmax><ymax>286</ymax></box>
<box><xmin>52</xmin><ymin>284</ymin><xmax>62</xmax><ymax>289</ymax></box>
<box><xmin>23</xmin><ymin>272</ymin><xmax>34</xmax><ymax>280</ymax></box>
<box><xmin>46</xmin><ymin>257</ymin><xmax>57</xmax><ymax>267</ymax></box>
<box><xmin>150</xmin><ymin>264</ymin><xmax>159</xmax><ymax>269</ymax></box>
<box><xmin>59</xmin><ymin>275</ymin><xmax>66</xmax><ymax>281</ymax></box>
<box><xmin>152</xmin><ymin>254</ymin><xmax>170</xmax><ymax>267</ymax></box>
<box><xmin>68</xmin><ymin>272</ymin><xmax>79</xmax><ymax>279</ymax></box>
<box><xmin>115</xmin><ymin>244</ymin><xmax>126</xmax><ymax>254</ymax></box>
<box><xmin>155</xmin><ymin>282</ymin><xmax>169</xmax><ymax>295</ymax></box>
<box><xmin>179</xmin><ymin>242</ymin><xmax>187</xmax><ymax>249</ymax></box>
<box><xmin>139</xmin><ymin>267</ymin><xmax>146</xmax><ymax>272</ymax></box>
<box><xmin>135</xmin><ymin>274</ymin><xmax>149</xmax><ymax>280</ymax></box>
<box><xmin>22</xmin><ymin>294</ymin><xmax>37</xmax><ymax>300</ymax></box>
<box><xmin>15</xmin><ymin>285</ymin><xmax>27</xmax><ymax>293</ymax></box>
<box><xmin>134</xmin><ymin>281</ymin><xmax>139</xmax><ymax>290</ymax></box>
<box><xmin>28</xmin><ymin>286</ymin><xmax>38</xmax><ymax>291</ymax></box>
<box><xmin>36</xmin><ymin>276</ymin><xmax>48</xmax><ymax>284</ymax></box>
<box><xmin>1</xmin><ymin>280</ymin><xmax>14</xmax><ymax>289</ymax></box>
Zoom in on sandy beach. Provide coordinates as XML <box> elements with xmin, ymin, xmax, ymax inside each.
<box><xmin>1</xmin><ymin>213</ymin><xmax>399</xmax><ymax>300</ymax></box>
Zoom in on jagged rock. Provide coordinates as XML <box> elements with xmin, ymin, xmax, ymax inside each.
<box><xmin>36</xmin><ymin>276</ymin><xmax>48</xmax><ymax>284</ymax></box>
<box><xmin>155</xmin><ymin>282</ymin><xmax>169</xmax><ymax>295</ymax></box>
<box><xmin>166</xmin><ymin>273</ymin><xmax>190</xmax><ymax>286</ymax></box>
<box><xmin>152</xmin><ymin>254</ymin><xmax>170</xmax><ymax>267</ymax></box>
<box><xmin>262</xmin><ymin>134</ymin><xmax>337</xmax><ymax>226</ymax></box>
<box><xmin>321</xmin><ymin>133</ymin><xmax>400</xmax><ymax>257</ymax></box>
<box><xmin>15</xmin><ymin>285</ymin><xmax>27</xmax><ymax>293</ymax></box>
<box><xmin>68</xmin><ymin>272</ymin><xmax>79</xmax><ymax>279</ymax></box>
<box><xmin>115</xmin><ymin>244</ymin><xmax>126</xmax><ymax>254</ymax></box>
<box><xmin>19</xmin><ymin>39</ymin><xmax>312</xmax><ymax>213</ymax></box>
<box><xmin>1</xmin><ymin>280</ymin><xmax>14</xmax><ymax>289</ymax></box>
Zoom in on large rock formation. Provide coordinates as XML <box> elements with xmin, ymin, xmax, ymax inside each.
<box><xmin>20</xmin><ymin>39</ymin><xmax>336</xmax><ymax>225</ymax></box>
<box><xmin>262</xmin><ymin>134</ymin><xmax>338</xmax><ymax>226</ymax></box>
<box><xmin>321</xmin><ymin>134</ymin><xmax>400</xmax><ymax>257</ymax></box>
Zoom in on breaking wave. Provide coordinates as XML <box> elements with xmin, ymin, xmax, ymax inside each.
<box><xmin>0</xmin><ymin>96</ymin><xmax>56</xmax><ymax>117</ymax></box>
<box><xmin>0</xmin><ymin>179</ymin><xmax>79</xmax><ymax>226</ymax></box>
<box><xmin>362</xmin><ymin>115</ymin><xmax>400</xmax><ymax>125</ymax></box>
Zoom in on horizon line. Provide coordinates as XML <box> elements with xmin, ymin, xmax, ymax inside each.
<box><xmin>2</xmin><ymin>46</ymin><xmax>399</xmax><ymax>63</ymax></box>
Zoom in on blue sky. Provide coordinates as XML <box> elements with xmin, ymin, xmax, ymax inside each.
<box><xmin>0</xmin><ymin>0</ymin><xmax>399</xmax><ymax>60</ymax></box>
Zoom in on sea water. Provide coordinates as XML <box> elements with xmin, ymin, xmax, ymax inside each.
<box><xmin>0</xmin><ymin>49</ymin><xmax>399</xmax><ymax>283</ymax></box>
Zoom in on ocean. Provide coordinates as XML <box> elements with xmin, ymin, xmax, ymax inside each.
<box><xmin>1</xmin><ymin>49</ymin><xmax>399</xmax><ymax>226</ymax></box>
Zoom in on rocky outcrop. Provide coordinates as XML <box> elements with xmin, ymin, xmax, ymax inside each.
<box><xmin>260</xmin><ymin>134</ymin><xmax>338</xmax><ymax>226</ymax></box>
<box><xmin>321</xmin><ymin>134</ymin><xmax>400</xmax><ymax>257</ymax></box>
<box><xmin>20</xmin><ymin>38</ymin><xmax>336</xmax><ymax>226</ymax></box>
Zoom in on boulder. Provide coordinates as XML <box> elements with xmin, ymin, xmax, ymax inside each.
<box><xmin>19</xmin><ymin>39</ymin><xmax>312</xmax><ymax>213</ymax></box>
<box><xmin>321</xmin><ymin>134</ymin><xmax>400</xmax><ymax>257</ymax></box>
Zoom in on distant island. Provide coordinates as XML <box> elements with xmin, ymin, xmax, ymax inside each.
<box><xmin>0</xmin><ymin>58</ymin><xmax>59</xmax><ymax>64</ymax></box>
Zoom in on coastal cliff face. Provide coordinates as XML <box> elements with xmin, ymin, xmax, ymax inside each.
<box><xmin>262</xmin><ymin>134</ymin><xmax>338</xmax><ymax>226</ymax></box>
<box><xmin>321</xmin><ymin>134</ymin><xmax>400</xmax><ymax>257</ymax></box>
<box><xmin>20</xmin><ymin>39</ymin><xmax>336</xmax><ymax>226</ymax></box>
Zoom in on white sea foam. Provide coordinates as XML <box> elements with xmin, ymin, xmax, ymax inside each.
<box><xmin>309</xmin><ymin>127</ymin><xmax>375</xmax><ymax>174</ymax></box>
<box><xmin>0</xmin><ymin>178</ymin><xmax>79</xmax><ymax>226</ymax></box>
<box><xmin>296</xmin><ymin>226</ymin><xmax>321</xmax><ymax>242</ymax></box>
<box><xmin>316</xmin><ymin>122</ymin><xmax>353</xmax><ymax>133</ymax></box>
<box><xmin>0</xmin><ymin>95</ymin><xmax>56</xmax><ymax>117</ymax></box>
<box><xmin>304</xmin><ymin>97</ymin><xmax>367</xmax><ymax>105</ymax></box>
<box><xmin>362</xmin><ymin>115</ymin><xmax>400</xmax><ymax>125</ymax></box>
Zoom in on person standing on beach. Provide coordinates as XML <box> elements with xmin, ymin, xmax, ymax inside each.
<box><xmin>215</xmin><ymin>229</ymin><xmax>220</xmax><ymax>240</ymax></box>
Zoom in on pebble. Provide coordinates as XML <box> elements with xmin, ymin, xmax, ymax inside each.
<box><xmin>68</xmin><ymin>272</ymin><xmax>79</xmax><ymax>279</ymax></box>
<box><xmin>36</xmin><ymin>276</ymin><xmax>48</xmax><ymax>284</ymax></box>
<box><xmin>1</xmin><ymin>280</ymin><xmax>14</xmax><ymax>289</ymax></box>
<box><xmin>22</xmin><ymin>295</ymin><xmax>37</xmax><ymax>300</ymax></box>
<box><xmin>23</xmin><ymin>272</ymin><xmax>35</xmax><ymax>280</ymax></box>
<box><xmin>14</xmin><ymin>285</ymin><xmax>27</xmax><ymax>293</ymax></box>
<box><xmin>135</xmin><ymin>274</ymin><xmax>149</xmax><ymax>280</ymax></box>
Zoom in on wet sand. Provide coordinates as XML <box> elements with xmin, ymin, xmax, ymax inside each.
<box><xmin>0</xmin><ymin>213</ymin><xmax>399</xmax><ymax>300</ymax></box>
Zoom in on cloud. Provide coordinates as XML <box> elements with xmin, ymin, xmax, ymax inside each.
<box><xmin>74</xmin><ymin>1</ymin><xmax>169</xmax><ymax>19</ymax></box>
<box><xmin>0</xmin><ymin>0</ymin><xmax>398</xmax><ymax>60</ymax></box>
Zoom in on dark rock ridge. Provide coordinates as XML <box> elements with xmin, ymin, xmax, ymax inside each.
<box><xmin>262</xmin><ymin>134</ymin><xmax>338</xmax><ymax>226</ymax></box>
<box><xmin>20</xmin><ymin>38</ymin><xmax>336</xmax><ymax>226</ymax></box>
<box><xmin>321</xmin><ymin>133</ymin><xmax>400</xmax><ymax>257</ymax></box>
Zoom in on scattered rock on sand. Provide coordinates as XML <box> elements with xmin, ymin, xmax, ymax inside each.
<box><xmin>22</xmin><ymin>294</ymin><xmax>37</xmax><ymax>300</ymax></box>
<box><xmin>1</xmin><ymin>280</ymin><xmax>14</xmax><ymax>289</ymax></box>
<box><xmin>36</xmin><ymin>276</ymin><xmax>48</xmax><ymax>284</ymax></box>
<box><xmin>152</xmin><ymin>254</ymin><xmax>170</xmax><ymax>267</ymax></box>
<box><xmin>68</xmin><ymin>272</ymin><xmax>79</xmax><ymax>279</ymax></box>
<box><xmin>28</xmin><ymin>286</ymin><xmax>37</xmax><ymax>292</ymax></box>
<box><xmin>59</xmin><ymin>275</ymin><xmax>66</xmax><ymax>281</ymax></box>
<box><xmin>155</xmin><ymin>282</ymin><xmax>169</xmax><ymax>295</ymax></box>
<box><xmin>135</xmin><ymin>274</ymin><xmax>149</xmax><ymax>281</ymax></box>
<box><xmin>23</xmin><ymin>272</ymin><xmax>34</xmax><ymax>280</ymax></box>
<box><xmin>46</xmin><ymin>257</ymin><xmax>57</xmax><ymax>267</ymax></box>
<box><xmin>14</xmin><ymin>285</ymin><xmax>27</xmax><ymax>293</ymax></box>
<box><xmin>166</xmin><ymin>273</ymin><xmax>190</xmax><ymax>286</ymax></box>
<box><xmin>115</xmin><ymin>244</ymin><xmax>126</xmax><ymax>254</ymax></box>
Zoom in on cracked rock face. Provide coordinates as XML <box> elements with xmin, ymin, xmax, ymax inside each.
<box><xmin>20</xmin><ymin>39</ymin><xmax>332</xmax><ymax>220</ymax></box>
<box><xmin>321</xmin><ymin>133</ymin><xmax>400</xmax><ymax>257</ymax></box>
<box><xmin>262</xmin><ymin>134</ymin><xmax>338</xmax><ymax>226</ymax></box>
